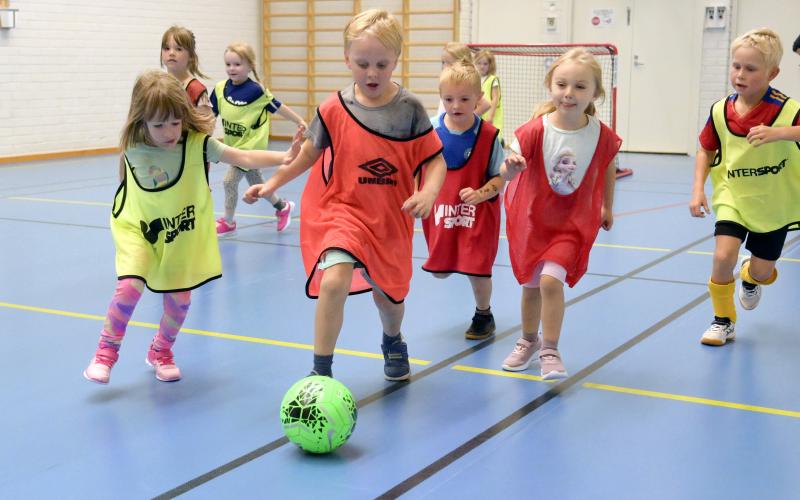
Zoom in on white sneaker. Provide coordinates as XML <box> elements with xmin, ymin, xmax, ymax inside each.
<box><xmin>738</xmin><ymin>284</ymin><xmax>761</xmax><ymax>310</ymax></box>
<box><xmin>700</xmin><ymin>319</ymin><xmax>735</xmax><ymax>346</ymax></box>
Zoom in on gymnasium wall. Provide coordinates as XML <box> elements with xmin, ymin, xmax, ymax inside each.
<box><xmin>0</xmin><ymin>0</ymin><xmax>261</xmax><ymax>158</ymax></box>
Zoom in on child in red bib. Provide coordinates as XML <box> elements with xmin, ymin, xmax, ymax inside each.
<box><xmin>244</xmin><ymin>9</ymin><xmax>445</xmax><ymax>381</ymax></box>
<box><xmin>422</xmin><ymin>61</ymin><xmax>505</xmax><ymax>341</ymax></box>
<box><xmin>500</xmin><ymin>49</ymin><xmax>621</xmax><ymax>380</ymax></box>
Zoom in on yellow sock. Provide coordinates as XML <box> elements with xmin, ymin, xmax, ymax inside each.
<box><xmin>740</xmin><ymin>259</ymin><xmax>778</xmax><ymax>285</ymax></box>
<box><xmin>708</xmin><ymin>280</ymin><xmax>736</xmax><ymax>323</ymax></box>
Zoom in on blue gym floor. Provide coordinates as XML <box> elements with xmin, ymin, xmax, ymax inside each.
<box><xmin>1</xmin><ymin>147</ymin><xmax>799</xmax><ymax>499</ymax></box>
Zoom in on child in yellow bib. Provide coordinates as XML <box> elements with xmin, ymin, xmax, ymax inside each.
<box><xmin>690</xmin><ymin>29</ymin><xmax>800</xmax><ymax>346</ymax></box>
<box><xmin>211</xmin><ymin>42</ymin><xmax>308</xmax><ymax>236</ymax></box>
<box><xmin>84</xmin><ymin>71</ymin><xmax>299</xmax><ymax>385</ymax></box>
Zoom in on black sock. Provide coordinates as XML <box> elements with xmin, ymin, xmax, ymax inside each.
<box><xmin>273</xmin><ymin>198</ymin><xmax>286</xmax><ymax>211</ymax></box>
<box><xmin>382</xmin><ymin>332</ymin><xmax>401</xmax><ymax>345</ymax></box>
<box><xmin>313</xmin><ymin>354</ymin><xmax>333</xmax><ymax>376</ymax></box>
<box><xmin>713</xmin><ymin>316</ymin><xmax>732</xmax><ymax>325</ymax></box>
<box><xmin>742</xmin><ymin>281</ymin><xmax>757</xmax><ymax>290</ymax></box>
<box><xmin>475</xmin><ymin>306</ymin><xmax>492</xmax><ymax>315</ymax></box>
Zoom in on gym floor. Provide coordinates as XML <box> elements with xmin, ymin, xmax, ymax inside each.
<box><xmin>1</xmin><ymin>148</ymin><xmax>799</xmax><ymax>499</ymax></box>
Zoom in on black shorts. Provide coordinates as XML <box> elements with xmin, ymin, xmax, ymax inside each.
<box><xmin>714</xmin><ymin>221</ymin><xmax>788</xmax><ymax>261</ymax></box>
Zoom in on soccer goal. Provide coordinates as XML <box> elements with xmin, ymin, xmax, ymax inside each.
<box><xmin>468</xmin><ymin>43</ymin><xmax>618</xmax><ymax>147</ymax></box>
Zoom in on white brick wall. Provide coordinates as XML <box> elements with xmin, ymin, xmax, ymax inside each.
<box><xmin>0</xmin><ymin>0</ymin><xmax>262</xmax><ymax>157</ymax></box>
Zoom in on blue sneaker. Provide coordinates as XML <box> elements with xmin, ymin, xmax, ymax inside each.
<box><xmin>381</xmin><ymin>336</ymin><xmax>410</xmax><ymax>381</ymax></box>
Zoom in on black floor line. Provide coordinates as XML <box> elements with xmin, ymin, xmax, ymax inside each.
<box><xmin>376</xmin><ymin>232</ymin><xmax>800</xmax><ymax>498</ymax></box>
<box><xmin>376</xmin><ymin>292</ymin><xmax>709</xmax><ymax>498</ymax></box>
<box><xmin>153</xmin><ymin>233</ymin><xmax>713</xmax><ymax>499</ymax></box>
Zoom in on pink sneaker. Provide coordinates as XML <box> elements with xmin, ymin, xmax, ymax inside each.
<box><xmin>539</xmin><ymin>348</ymin><xmax>568</xmax><ymax>380</ymax></box>
<box><xmin>216</xmin><ymin>217</ymin><xmax>236</xmax><ymax>236</ymax></box>
<box><xmin>501</xmin><ymin>334</ymin><xmax>541</xmax><ymax>372</ymax></box>
<box><xmin>276</xmin><ymin>200</ymin><xmax>295</xmax><ymax>232</ymax></box>
<box><xmin>83</xmin><ymin>347</ymin><xmax>119</xmax><ymax>384</ymax></box>
<box><xmin>146</xmin><ymin>348</ymin><xmax>182</xmax><ymax>382</ymax></box>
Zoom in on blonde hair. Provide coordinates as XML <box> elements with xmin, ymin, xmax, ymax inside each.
<box><xmin>439</xmin><ymin>60</ymin><xmax>481</xmax><ymax>95</ymax></box>
<box><xmin>344</xmin><ymin>9</ymin><xmax>402</xmax><ymax>56</ymax></box>
<box><xmin>533</xmin><ymin>48</ymin><xmax>605</xmax><ymax>119</ymax></box>
<box><xmin>442</xmin><ymin>42</ymin><xmax>473</xmax><ymax>65</ymax></box>
<box><xmin>473</xmin><ymin>49</ymin><xmax>497</xmax><ymax>75</ymax></box>
<box><xmin>120</xmin><ymin>70</ymin><xmax>215</xmax><ymax>151</ymax></box>
<box><xmin>225</xmin><ymin>42</ymin><xmax>262</xmax><ymax>85</ymax></box>
<box><xmin>731</xmin><ymin>28</ymin><xmax>783</xmax><ymax>71</ymax></box>
<box><xmin>160</xmin><ymin>25</ymin><xmax>209</xmax><ymax>79</ymax></box>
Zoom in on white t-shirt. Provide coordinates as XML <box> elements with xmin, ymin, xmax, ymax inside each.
<box><xmin>510</xmin><ymin>113</ymin><xmax>600</xmax><ymax>195</ymax></box>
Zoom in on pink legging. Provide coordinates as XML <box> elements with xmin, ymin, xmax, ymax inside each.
<box><xmin>97</xmin><ymin>278</ymin><xmax>191</xmax><ymax>353</ymax></box>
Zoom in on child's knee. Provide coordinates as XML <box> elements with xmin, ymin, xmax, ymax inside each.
<box><xmin>432</xmin><ymin>272</ymin><xmax>451</xmax><ymax>279</ymax></box>
<box><xmin>539</xmin><ymin>274</ymin><xmax>564</xmax><ymax>294</ymax></box>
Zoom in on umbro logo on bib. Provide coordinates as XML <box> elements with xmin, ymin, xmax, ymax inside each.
<box><xmin>358</xmin><ymin>158</ymin><xmax>398</xmax><ymax>186</ymax></box>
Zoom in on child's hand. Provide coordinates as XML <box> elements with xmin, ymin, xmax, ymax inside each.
<box><xmin>402</xmin><ymin>190</ymin><xmax>436</xmax><ymax>218</ymax></box>
<box><xmin>600</xmin><ymin>206</ymin><xmax>613</xmax><ymax>230</ymax></box>
<box><xmin>747</xmin><ymin>124</ymin><xmax>780</xmax><ymax>147</ymax></box>
<box><xmin>689</xmin><ymin>191</ymin><xmax>710</xmax><ymax>217</ymax></box>
<box><xmin>297</xmin><ymin>120</ymin><xmax>308</xmax><ymax>134</ymax></box>
<box><xmin>243</xmin><ymin>183</ymin><xmax>272</xmax><ymax>204</ymax></box>
<box><xmin>459</xmin><ymin>187</ymin><xmax>484</xmax><ymax>205</ymax></box>
<box><xmin>504</xmin><ymin>153</ymin><xmax>527</xmax><ymax>177</ymax></box>
<box><xmin>284</xmin><ymin>130</ymin><xmax>303</xmax><ymax>165</ymax></box>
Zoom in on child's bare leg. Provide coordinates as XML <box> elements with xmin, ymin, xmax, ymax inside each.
<box><xmin>745</xmin><ymin>256</ymin><xmax>777</xmax><ymax>282</ymax></box>
<box><xmin>314</xmin><ymin>263</ymin><xmax>354</xmax><ymax>355</ymax></box>
<box><xmin>372</xmin><ymin>290</ymin><xmax>404</xmax><ymax>336</ymax></box>
<box><xmin>521</xmin><ymin>286</ymin><xmax>542</xmax><ymax>340</ymax></box>
<box><xmin>539</xmin><ymin>275</ymin><xmax>565</xmax><ymax>348</ymax></box>
<box><xmin>468</xmin><ymin>275</ymin><xmax>492</xmax><ymax>310</ymax></box>
<box><xmin>711</xmin><ymin>235</ymin><xmax>741</xmax><ymax>285</ymax></box>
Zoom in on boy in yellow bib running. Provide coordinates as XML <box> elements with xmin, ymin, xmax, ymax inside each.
<box><xmin>690</xmin><ymin>28</ymin><xmax>800</xmax><ymax>346</ymax></box>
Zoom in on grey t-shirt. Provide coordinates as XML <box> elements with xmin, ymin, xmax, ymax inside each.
<box><xmin>306</xmin><ymin>83</ymin><xmax>432</xmax><ymax>150</ymax></box>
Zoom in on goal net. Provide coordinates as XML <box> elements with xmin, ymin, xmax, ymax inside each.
<box><xmin>468</xmin><ymin>44</ymin><xmax>618</xmax><ymax>146</ymax></box>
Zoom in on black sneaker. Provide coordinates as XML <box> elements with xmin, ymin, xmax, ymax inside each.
<box><xmin>465</xmin><ymin>312</ymin><xmax>496</xmax><ymax>340</ymax></box>
<box><xmin>381</xmin><ymin>337</ymin><xmax>410</xmax><ymax>381</ymax></box>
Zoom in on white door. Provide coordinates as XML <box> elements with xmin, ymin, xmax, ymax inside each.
<box><xmin>736</xmin><ymin>1</ymin><xmax>800</xmax><ymax>101</ymax></box>
<box><xmin>572</xmin><ymin>1</ymin><xmax>697</xmax><ymax>153</ymax></box>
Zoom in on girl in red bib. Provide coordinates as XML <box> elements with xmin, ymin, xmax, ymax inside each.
<box><xmin>500</xmin><ymin>49</ymin><xmax>622</xmax><ymax>379</ymax></box>
<box><xmin>422</xmin><ymin>61</ymin><xmax>505</xmax><ymax>341</ymax></box>
<box><xmin>160</xmin><ymin>26</ymin><xmax>211</xmax><ymax>111</ymax></box>
<box><xmin>244</xmin><ymin>10</ymin><xmax>445</xmax><ymax>381</ymax></box>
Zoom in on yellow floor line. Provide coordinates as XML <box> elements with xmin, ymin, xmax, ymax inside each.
<box><xmin>452</xmin><ymin>365</ymin><xmax>548</xmax><ymax>382</ymax></box>
<box><xmin>592</xmin><ymin>243</ymin><xmax>671</xmax><ymax>252</ymax></box>
<box><xmin>0</xmin><ymin>301</ymin><xmax>428</xmax><ymax>365</ymax></box>
<box><xmin>583</xmin><ymin>382</ymin><xmax>800</xmax><ymax>419</ymax></box>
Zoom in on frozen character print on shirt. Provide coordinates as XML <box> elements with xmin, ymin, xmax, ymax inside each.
<box><xmin>550</xmin><ymin>147</ymin><xmax>578</xmax><ymax>195</ymax></box>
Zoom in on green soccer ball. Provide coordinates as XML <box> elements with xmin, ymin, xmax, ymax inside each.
<box><xmin>280</xmin><ymin>375</ymin><xmax>358</xmax><ymax>454</ymax></box>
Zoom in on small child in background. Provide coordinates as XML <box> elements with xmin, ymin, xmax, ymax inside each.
<box><xmin>501</xmin><ymin>49</ymin><xmax>621</xmax><ymax>379</ymax></box>
<box><xmin>84</xmin><ymin>70</ymin><xmax>299</xmax><ymax>385</ymax></box>
<box><xmin>161</xmin><ymin>26</ymin><xmax>211</xmax><ymax>110</ymax></box>
<box><xmin>244</xmin><ymin>9</ymin><xmax>446</xmax><ymax>381</ymax></box>
<box><xmin>473</xmin><ymin>49</ymin><xmax>504</xmax><ymax>143</ymax></box>
<box><xmin>690</xmin><ymin>28</ymin><xmax>800</xmax><ymax>346</ymax></box>
<box><xmin>422</xmin><ymin>61</ymin><xmax>505</xmax><ymax>340</ymax></box>
<box><xmin>211</xmin><ymin>42</ymin><xmax>307</xmax><ymax>235</ymax></box>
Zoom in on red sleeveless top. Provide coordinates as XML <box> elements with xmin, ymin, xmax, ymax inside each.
<box><xmin>300</xmin><ymin>93</ymin><xmax>443</xmax><ymax>303</ymax></box>
<box><xmin>185</xmin><ymin>78</ymin><xmax>207</xmax><ymax>107</ymax></box>
<box><xmin>422</xmin><ymin>120</ymin><xmax>501</xmax><ymax>276</ymax></box>
<box><xmin>505</xmin><ymin>116</ymin><xmax>621</xmax><ymax>287</ymax></box>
